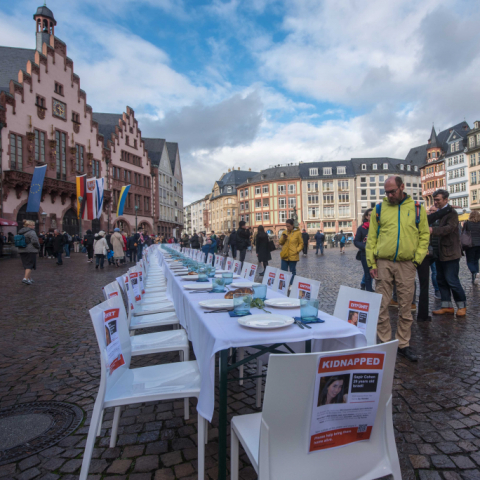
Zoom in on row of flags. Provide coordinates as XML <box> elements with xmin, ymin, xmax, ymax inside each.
<box><xmin>26</xmin><ymin>165</ymin><xmax>130</xmax><ymax>218</ymax></box>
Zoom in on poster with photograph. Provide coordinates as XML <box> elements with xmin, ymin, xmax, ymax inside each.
<box><xmin>267</xmin><ymin>271</ymin><xmax>276</xmax><ymax>286</ymax></box>
<box><xmin>103</xmin><ymin>308</ymin><xmax>125</xmax><ymax>375</ymax></box>
<box><xmin>129</xmin><ymin>272</ymin><xmax>141</xmax><ymax>302</ymax></box>
<box><xmin>309</xmin><ymin>351</ymin><xmax>385</xmax><ymax>452</ymax></box>
<box><xmin>138</xmin><ymin>271</ymin><xmax>145</xmax><ymax>295</ymax></box>
<box><xmin>277</xmin><ymin>272</ymin><xmax>289</xmax><ymax>293</ymax></box>
<box><xmin>347</xmin><ymin>301</ymin><xmax>369</xmax><ymax>336</ymax></box>
<box><xmin>108</xmin><ymin>291</ymin><xmax>119</xmax><ymax>299</ymax></box>
<box><xmin>207</xmin><ymin>253</ymin><xmax>213</xmax><ymax>265</ymax></box>
<box><xmin>233</xmin><ymin>260</ymin><xmax>242</xmax><ymax>274</ymax></box>
<box><xmin>226</xmin><ymin>258</ymin><xmax>234</xmax><ymax>271</ymax></box>
<box><xmin>247</xmin><ymin>264</ymin><xmax>257</xmax><ymax>282</ymax></box>
<box><xmin>297</xmin><ymin>282</ymin><xmax>312</xmax><ymax>300</ymax></box>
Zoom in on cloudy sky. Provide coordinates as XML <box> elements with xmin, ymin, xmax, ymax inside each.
<box><xmin>2</xmin><ymin>0</ymin><xmax>480</xmax><ymax>203</ymax></box>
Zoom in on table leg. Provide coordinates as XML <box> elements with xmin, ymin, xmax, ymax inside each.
<box><xmin>306</xmin><ymin>339</ymin><xmax>312</xmax><ymax>353</ymax></box>
<box><xmin>218</xmin><ymin>349</ymin><xmax>229</xmax><ymax>480</ymax></box>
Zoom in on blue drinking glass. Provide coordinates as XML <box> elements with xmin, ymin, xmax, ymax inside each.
<box><xmin>208</xmin><ymin>267</ymin><xmax>216</xmax><ymax>278</ymax></box>
<box><xmin>233</xmin><ymin>294</ymin><xmax>252</xmax><ymax>315</ymax></box>
<box><xmin>300</xmin><ymin>299</ymin><xmax>319</xmax><ymax>322</ymax></box>
<box><xmin>252</xmin><ymin>284</ymin><xmax>267</xmax><ymax>300</ymax></box>
<box><xmin>222</xmin><ymin>272</ymin><xmax>233</xmax><ymax>285</ymax></box>
<box><xmin>212</xmin><ymin>278</ymin><xmax>225</xmax><ymax>292</ymax></box>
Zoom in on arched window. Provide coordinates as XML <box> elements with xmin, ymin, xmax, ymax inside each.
<box><xmin>62</xmin><ymin>208</ymin><xmax>79</xmax><ymax>236</ymax></box>
<box><xmin>16</xmin><ymin>204</ymin><xmax>39</xmax><ymax>233</ymax></box>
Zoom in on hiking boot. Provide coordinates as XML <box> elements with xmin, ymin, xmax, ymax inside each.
<box><xmin>389</xmin><ymin>300</ymin><xmax>398</xmax><ymax>307</ymax></box>
<box><xmin>456</xmin><ymin>308</ymin><xmax>467</xmax><ymax>317</ymax></box>
<box><xmin>398</xmin><ymin>346</ymin><xmax>418</xmax><ymax>362</ymax></box>
<box><xmin>432</xmin><ymin>307</ymin><xmax>455</xmax><ymax>315</ymax></box>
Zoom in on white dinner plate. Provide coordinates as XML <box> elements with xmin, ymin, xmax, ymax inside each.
<box><xmin>231</xmin><ymin>281</ymin><xmax>260</xmax><ymax>288</ymax></box>
<box><xmin>238</xmin><ymin>314</ymin><xmax>294</xmax><ymax>329</ymax></box>
<box><xmin>215</xmin><ymin>274</ymin><xmax>240</xmax><ymax>279</ymax></box>
<box><xmin>215</xmin><ymin>269</ymin><xmax>229</xmax><ymax>274</ymax></box>
<box><xmin>183</xmin><ymin>283</ymin><xmax>213</xmax><ymax>290</ymax></box>
<box><xmin>199</xmin><ymin>299</ymin><xmax>234</xmax><ymax>309</ymax></box>
<box><xmin>180</xmin><ymin>275</ymin><xmax>207</xmax><ymax>281</ymax></box>
<box><xmin>264</xmin><ymin>298</ymin><xmax>301</xmax><ymax>308</ymax></box>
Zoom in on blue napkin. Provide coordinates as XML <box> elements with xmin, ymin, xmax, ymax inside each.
<box><xmin>294</xmin><ymin>316</ymin><xmax>325</xmax><ymax>324</ymax></box>
<box><xmin>196</xmin><ymin>279</ymin><xmax>211</xmax><ymax>283</ymax></box>
<box><xmin>208</xmin><ymin>289</ymin><xmax>226</xmax><ymax>294</ymax></box>
<box><xmin>228</xmin><ymin>311</ymin><xmax>252</xmax><ymax>318</ymax></box>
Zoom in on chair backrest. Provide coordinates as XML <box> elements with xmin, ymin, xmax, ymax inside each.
<box><xmin>272</xmin><ymin>270</ymin><xmax>292</xmax><ymax>295</ymax></box>
<box><xmin>89</xmin><ymin>297</ymin><xmax>133</xmax><ymax>399</ymax></box>
<box><xmin>232</xmin><ymin>259</ymin><xmax>242</xmax><ymax>275</ymax></box>
<box><xmin>289</xmin><ymin>276</ymin><xmax>320</xmax><ymax>300</ymax></box>
<box><xmin>240</xmin><ymin>262</ymin><xmax>258</xmax><ymax>281</ymax></box>
<box><xmin>207</xmin><ymin>253</ymin><xmax>214</xmax><ymax>265</ymax></box>
<box><xmin>258</xmin><ymin>341</ymin><xmax>400</xmax><ymax>480</ymax></box>
<box><xmin>132</xmin><ymin>265</ymin><xmax>146</xmax><ymax>295</ymax></box>
<box><xmin>333</xmin><ymin>286</ymin><xmax>382</xmax><ymax>346</ymax></box>
<box><xmin>214</xmin><ymin>255</ymin><xmax>225</xmax><ymax>269</ymax></box>
<box><xmin>225</xmin><ymin>257</ymin><xmax>234</xmax><ymax>272</ymax></box>
<box><xmin>262</xmin><ymin>267</ymin><xmax>278</xmax><ymax>287</ymax></box>
<box><xmin>103</xmin><ymin>281</ymin><xmax>122</xmax><ymax>301</ymax></box>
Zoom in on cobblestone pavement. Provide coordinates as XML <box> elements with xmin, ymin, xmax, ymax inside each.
<box><xmin>0</xmin><ymin>246</ymin><xmax>480</xmax><ymax>480</ymax></box>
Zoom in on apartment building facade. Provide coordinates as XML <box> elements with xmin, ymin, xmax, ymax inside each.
<box><xmin>467</xmin><ymin>121</ymin><xmax>480</xmax><ymax>211</ymax></box>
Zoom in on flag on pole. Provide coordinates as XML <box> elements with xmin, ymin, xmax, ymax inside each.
<box><xmin>85</xmin><ymin>177</ymin><xmax>97</xmax><ymax>220</ymax></box>
<box><xmin>26</xmin><ymin>164</ymin><xmax>47</xmax><ymax>212</ymax></box>
<box><xmin>117</xmin><ymin>185</ymin><xmax>131</xmax><ymax>216</ymax></box>
<box><xmin>96</xmin><ymin>178</ymin><xmax>104</xmax><ymax>219</ymax></box>
<box><xmin>76</xmin><ymin>174</ymin><xmax>87</xmax><ymax>219</ymax></box>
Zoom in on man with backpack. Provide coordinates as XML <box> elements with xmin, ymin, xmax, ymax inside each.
<box><xmin>366</xmin><ymin>176</ymin><xmax>430</xmax><ymax>362</ymax></box>
<box><xmin>339</xmin><ymin>230</ymin><xmax>346</xmax><ymax>254</ymax></box>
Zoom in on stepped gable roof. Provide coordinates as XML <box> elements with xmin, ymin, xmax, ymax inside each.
<box><xmin>166</xmin><ymin>142</ymin><xmax>178</xmax><ymax>173</ymax></box>
<box><xmin>299</xmin><ymin>160</ymin><xmax>354</xmax><ymax>178</ymax></box>
<box><xmin>0</xmin><ymin>46</ymin><xmax>36</xmax><ymax>93</ymax></box>
<box><xmin>244</xmin><ymin>165</ymin><xmax>299</xmax><ymax>185</ymax></box>
<box><xmin>143</xmin><ymin>138</ymin><xmax>166</xmax><ymax>167</ymax></box>
<box><xmin>350</xmin><ymin>157</ymin><xmax>408</xmax><ymax>174</ymax></box>
<box><xmin>92</xmin><ymin>112</ymin><xmax>123</xmax><ymax>146</ymax></box>
<box><xmin>406</xmin><ymin>122</ymin><xmax>470</xmax><ymax>164</ymax></box>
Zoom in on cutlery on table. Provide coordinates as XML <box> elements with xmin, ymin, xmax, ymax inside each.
<box><xmin>204</xmin><ymin>309</ymin><xmax>233</xmax><ymax>314</ymax></box>
<box><xmin>294</xmin><ymin>320</ymin><xmax>304</xmax><ymax>329</ymax></box>
<box><xmin>302</xmin><ymin>322</ymin><xmax>312</xmax><ymax>329</ymax></box>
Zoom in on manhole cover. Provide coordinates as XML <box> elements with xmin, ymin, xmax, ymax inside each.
<box><xmin>0</xmin><ymin>402</ymin><xmax>84</xmax><ymax>466</ymax></box>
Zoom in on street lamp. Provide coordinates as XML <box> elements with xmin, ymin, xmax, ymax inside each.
<box><xmin>135</xmin><ymin>205</ymin><xmax>139</xmax><ymax>232</ymax></box>
<box><xmin>78</xmin><ymin>196</ymin><xmax>83</xmax><ymax>237</ymax></box>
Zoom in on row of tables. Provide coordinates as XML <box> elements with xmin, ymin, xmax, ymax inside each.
<box><xmin>158</xmin><ymin>248</ymin><xmax>367</xmax><ymax>480</ymax></box>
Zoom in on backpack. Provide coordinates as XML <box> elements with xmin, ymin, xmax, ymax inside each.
<box><xmin>376</xmin><ymin>201</ymin><xmax>421</xmax><ymax>235</ymax></box>
<box><xmin>341</xmin><ymin>235</ymin><xmax>346</xmax><ymax>243</ymax></box>
<box><xmin>14</xmin><ymin>234</ymin><xmax>27</xmax><ymax>248</ymax></box>
<box><xmin>66</xmin><ymin>233</ymin><xmax>72</xmax><ymax>242</ymax></box>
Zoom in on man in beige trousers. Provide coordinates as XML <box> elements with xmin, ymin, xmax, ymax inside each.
<box><xmin>366</xmin><ymin>176</ymin><xmax>430</xmax><ymax>362</ymax></box>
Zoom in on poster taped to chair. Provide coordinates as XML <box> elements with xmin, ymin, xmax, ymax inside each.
<box><xmin>309</xmin><ymin>351</ymin><xmax>384</xmax><ymax>452</ymax></box>
<box><xmin>103</xmin><ymin>308</ymin><xmax>125</xmax><ymax>375</ymax></box>
<box><xmin>129</xmin><ymin>272</ymin><xmax>141</xmax><ymax>302</ymax></box>
<box><xmin>346</xmin><ymin>300</ymin><xmax>369</xmax><ymax>336</ymax></box>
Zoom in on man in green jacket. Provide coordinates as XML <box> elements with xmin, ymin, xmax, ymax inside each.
<box><xmin>366</xmin><ymin>176</ymin><xmax>430</xmax><ymax>362</ymax></box>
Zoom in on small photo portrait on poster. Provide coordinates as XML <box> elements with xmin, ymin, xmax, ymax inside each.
<box><xmin>348</xmin><ymin>310</ymin><xmax>359</xmax><ymax>326</ymax></box>
<box><xmin>267</xmin><ymin>277</ymin><xmax>274</xmax><ymax>286</ymax></box>
<box><xmin>249</xmin><ymin>268</ymin><xmax>255</xmax><ymax>278</ymax></box>
<box><xmin>299</xmin><ymin>290</ymin><xmax>311</xmax><ymax>300</ymax></box>
<box><xmin>279</xmin><ymin>280</ymin><xmax>286</xmax><ymax>291</ymax></box>
<box><xmin>317</xmin><ymin>374</ymin><xmax>350</xmax><ymax>407</ymax></box>
<box><xmin>105</xmin><ymin>325</ymin><xmax>112</xmax><ymax>346</ymax></box>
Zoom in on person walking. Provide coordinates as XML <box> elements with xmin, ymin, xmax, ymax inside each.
<box><xmin>229</xmin><ymin>229</ymin><xmax>237</xmax><ymax>259</ymax></box>
<box><xmin>236</xmin><ymin>221</ymin><xmax>251</xmax><ymax>265</ymax></box>
<box><xmin>105</xmin><ymin>231</ymin><xmax>114</xmax><ymax>265</ymax></box>
<box><xmin>255</xmin><ymin>225</ymin><xmax>271</xmax><ymax>276</ymax></box>
<box><xmin>462</xmin><ymin>210</ymin><xmax>480</xmax><ymax>284</ymax></box>
<box><xmin>354</xmin><ymin>209</ymin><xmax>373</xmax><ymax>292</ymax></box>
<box><xmin>38</xmin><ymin>231</ymin><xmax>45</xmax><ymax>258</ymax></box>
<box><xmin>73</xmin><ymin>234</ymin><xmax>81</xmax><ymax>253</ymax></box>
<box><xmin>111</xmin><ymin>228</ymin><xmax>125</xmax><ymax>267</ymax></box>
<box><xmin>53</xmin><ymin>229</ymin><xmax>65</xmax><ymax>266</ymax></box>
<box><xmin>17</xmin><ymin>220</ymin><xmax>40</xmax><ymax>285</ymax></box>
<box><xmin>44</xmin><ymin>232</ymin><xmax>54</xmax><ymax>258</ymax></box>
<box><xmin>334</xmin><ymin>233</ymin><xmax>339</xmax><ymax>248</ymax></box>
<box><xmin>366</xmin><ymin>176</ymin><xmax>430</xmax><ymax>362</ymax></box>
<box><xmin>83</xmin><ymin>229</ymin><xmax>95</xmax><ymax>263</ymax></box>
<box><xmin>222</xmin><ymin>231</ymin><xmax>230</xmax><ymax>256</ymax></box>
<box><xmin>136</xmin><ymin>229</ymin><xmax>145</xmax><ymax>260</ymax></box>
<box><xmin>429</xmin><ymin>189</ymin><xmax>467</xmax><ymax>317</ymax></box>
<box><xmin>127</xmin><ymin>234</ymin><xmax>137</xmax><ymax>263</ymax></box>
<box><xmin>301</xmin><ymin>229</ymin><xmax>309</xmax><ymax>256</ymax></box>
<box><xmin>279</xmin><ymin>219</ymin><xmax>304</xmax><ymax>281</ymax></box>
<box><xmin>63</xmin><ymin>231</ymin><xmax>72</xmax><ymax>258</ymax></box>
<box><xmin>314</xmin><ymin>230</ymin><xmax>325</xmax><ymax>255</ymax></box>
<box><xmin>93</xmin><ymin>231</ymin><xmax>109</xmax><ymax>269</ymax></box>
<box><xmin>339</xmin><ymin>230</ymin><xmax>346</xmax><ymax>254</ymax></box>
<box><xmin>190</xmin><ymin>232</ymin><xmax>200</xmax><ymax>250</ymax></box>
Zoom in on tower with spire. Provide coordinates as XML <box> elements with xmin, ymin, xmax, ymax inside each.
<box><xmin>33</xmin><ymin>4</ymin><xmax>57</xmax><ymax>52</ymax></box>
<box><xmin>426</xmin><ymin>126</ymin><xmax>442</xmax><ymax>163</ymax></box>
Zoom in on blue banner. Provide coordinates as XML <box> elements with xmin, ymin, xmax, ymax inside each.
<box><xmin>26</xmin><ymin>165</ymin><xmax>47</xmax><ymax>213</ymax></box>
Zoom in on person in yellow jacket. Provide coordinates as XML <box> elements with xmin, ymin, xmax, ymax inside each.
<box><xmin>279</xmin><ymin>219</ymin><xmax>304</xmax><ymax>281</ymax></box>
<box><xmin>366</xmin><ymin>176</ymin><xmax>430</xmax><ymax>363</ymax></box>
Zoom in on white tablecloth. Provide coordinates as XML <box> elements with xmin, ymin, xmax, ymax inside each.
<box><xmin>156</xmin><ymin>250</ymin><xmax>367</xmax><ymax>422</ymax></box>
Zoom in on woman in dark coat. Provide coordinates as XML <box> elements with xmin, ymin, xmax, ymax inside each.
<box><xmin>354</xmin><ymin>209</ymin><xmax>373</xmax><ymax>292</ymax></box>
<box><xmin>463</xmin><ymin>210</ymin><xmax>480</xmax><ymax>284</ymax></box>
<box><xmin>255</xmin><ymin>225</ymin><xmax>271</xmax><ymax>276</ymax></box>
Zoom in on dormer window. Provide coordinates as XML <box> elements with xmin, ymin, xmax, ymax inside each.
<box><xmin>400</xmin><ymin>164</ymin><xmax>404</xmax><ymax>170</ymax></box>
<box><xmin>280</xmin><ymin>172</ymin><xmax>285</xmax><ymax>177</ymax></box>
<box><xmin>383</xmin><ymin>163</ymin><xmax>388</xmax><ymax>170</ymax></box>
<box><xmin>323</xmin><ymin>167</ymin><xmax>332</xmax><ymax>175</ymax></box>
<box><xmin>227</xmin><ymin>186</ymin><xmax>232</xmax><ymax>193</ymax></box>
<box><xmin>54</xmin><ymin>82</ymin><xmax>63</xmax><ymax>96</ymax></box>
<box><xmin>406</xmin><ymin>165</ymin><xmax>411</xmax><ymax>171</ymax></box>
<box><xmin>361</xmin><ymin>164</ymin><xmax>366</xmax><ymax>170</ymax></box>
<box><xmin>261</xmin><ymin>174</ymin><xmax>266</xmax><ymax>180</ymax></box>
<box><xmin>337</xmin><ymin>167</ymin><xmax>346</xmax><ymax>175</ymax></box>
<box><xmin>414</xmin><ymin>166</ymin><xmax>418</xmax><ymax>172</ymax></box>
<box><xmin>372</xmin><ymin>164</ymin><xmax>377</xmax><ymax>170</ymax></box>
<box><xmin>309</xmin><ymin>168</ymin><xmax>318</xmax><ymax>176</ymax></box>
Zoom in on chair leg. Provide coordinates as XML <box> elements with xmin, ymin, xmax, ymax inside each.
<box><xmin>179</xmin><ymin>350</ymin><xmax>184</xmax><ymax>362</ymax></box>
<box><xmin>256</xmin><ymin>359</ymin><xmax>263</xmax><ymax>408</ymax></box>
<box><xmin>205</xmin><ymin>420</ymin><xmax>209</xmax><ymax>444</ymax></box>
<box><xmin>96</xmin><ymin>409</ymin><xmax>103</xmax><ymax>436</ymax></box>
<box><xmin>231</xmin><ymin>426</ymin><xmax>239</xmax><ymax>480</ymax></box>
<box><xmin>197</xmin><ymin>414</ymin><xmax>205</xmax><ymax>480</ymax></box>
<box><xmin>109</xmin><ymin>406</ymin><xmax>121</xmax><ymax>448</ymax></box>
<box><xmin>184</xmin><ymin>397</ymin><xmax>190</xmax><ymax>420</ymax></box>
<box><xmin>238</xmin><ymin>348</ymin><xmax>244</xmax><ymax>386</ymax></box>
<box><xmin>79</xmin><ymin>402</ymin><xmax>104</xmax><ymax>480</ymax></box>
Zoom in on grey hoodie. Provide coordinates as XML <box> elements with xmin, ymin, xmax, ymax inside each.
<box><xmin>17</xmin><ymin>227</ymin><xmax>40</xmax><ymax>253</ymax></box>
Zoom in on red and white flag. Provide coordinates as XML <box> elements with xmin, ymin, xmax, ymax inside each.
<box><xmin>85</xmin><ymin>178</ymin><xmax>97</xmax><ymax>220</ymax></box>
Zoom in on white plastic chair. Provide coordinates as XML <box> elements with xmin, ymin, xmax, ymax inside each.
<box><xmin>262</xmin><ymin>267</ymin><xmax>278</xmax><ymax>288</ymax></box>
<box><xmin>225</xmin><ymin>257</ymin><xmax>234</xmax><ymax>272</ymax></box>
<box><xmin>271</xmin><ymin>271</ymin><xmax>292</xmax><ymax>295</ymax></box>
<box><xmin>231</xmin><ymin>341</ymin><xmax>400</xmax><ymax>480</ymax></box>
<box><xmin>80</xmin><ymin>298</ymin><xmax>205</xmax><ymax>480</ymax></box>
<box><xmin>289</xmin><ymin>275</ymin><xmax>321</xmax><ymax>300</ymax></box>
<box><xmin>333</xmin><ymin>286</ymin><xmax>382</xmax><ymax>347</ymax></box>
<box><xmin>240</xmin><ymin>262</ymin><xmax>258</xmax><ymax>281</ymax></box>
<box><xmin>232</xmin><ymin>259</ymin><xmax>242</xmax><ymax>274</ymax></box>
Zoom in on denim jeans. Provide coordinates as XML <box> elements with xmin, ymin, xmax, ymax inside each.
<box><xmin>315</xmin><ymin>242</ymin><xmax>324</xmax><ymax>254</ymax></box>
<box><xmin>465</xmin><ymin>246</ymin><xmax>480</xmax><ymax>274</ymax></box>
<box><xmin>63</xmin><ymin>243</ymin><xmax>70</xmax><ymax>257</ymax></box>
<box><xmin>137</xmin><ymin>245</ymin><xmax>143</xmax><ymax>261</ymax></box>
<box><xmin>95</xmin><ymin>254</ymin><xmax>105</xmax><ymax>268</ymax></box>
<box><xmin>56</xmin><ymin>251</ymin><xmax>63</xmax><ymax>265</ymax></box>
<box><xmin>281</xmin><ymin>259</ymin><xmax>297</xmax><ymax>284</ymax></box>
<box><xmin>129</xmin><ymin>249</ymin><xmax>137</xmax><ymax>263</ymax></box>
<box><xmin>360</xmin><ymin>255</ymin><xmax>373</xmax><ymax>292</ymax></box>
<box><xmin>430</xmin><ymin>261</ymin><xmax>439</xmax><ymax>291</ymax></box>
<box><xmin>435</xmin><ymin>259</ymin><xmax>467</xmax><ymax>308</ymax></box>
